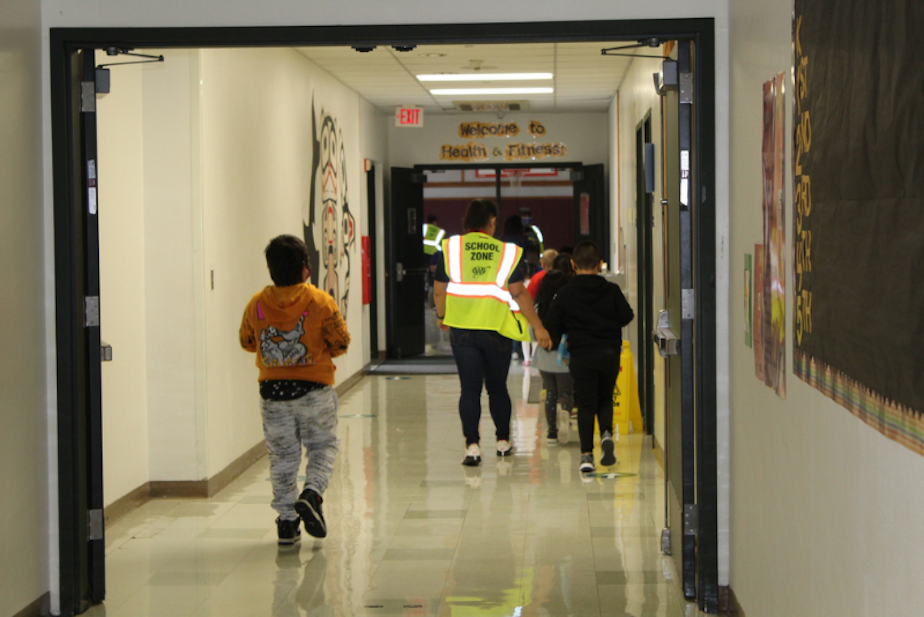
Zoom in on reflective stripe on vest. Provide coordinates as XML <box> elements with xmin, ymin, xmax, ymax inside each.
<box><xmin>422</xmin><ymin>224</ymin><xmax>445</xmax><ymax>253</ymax></box>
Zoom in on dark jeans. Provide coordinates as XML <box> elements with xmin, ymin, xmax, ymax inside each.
<box><xmin>569</xmin><ymin>346</ymin><xmax>621</xmax><ymax>453</ymax></box>
<box><xmin>450</xmin><ymin>328</ymin><xmax>513</xmax><ymax>445</ymax></box>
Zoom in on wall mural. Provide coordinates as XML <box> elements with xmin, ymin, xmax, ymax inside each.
<box><xmin>304</xmin><ymin>97</ymin><xmax>356</xmax><ymax>319</ymax></box>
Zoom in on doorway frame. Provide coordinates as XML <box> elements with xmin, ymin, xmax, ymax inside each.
<box><xmin>50</xmin><ymin>18</ymin><xmax>718</xmax><ymax>615</ymax></box>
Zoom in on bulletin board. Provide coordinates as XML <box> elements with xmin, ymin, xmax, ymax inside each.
<box><xmin>793</xmin><ymin>0</ymin><xmax>924</xmax><ymax>454</ymax></box>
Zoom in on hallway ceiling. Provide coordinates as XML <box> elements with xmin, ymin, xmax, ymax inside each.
<box><xmin>295</xmin><ymin>42</ymin><xmax>648</xmax><ymax>115</ymax></box>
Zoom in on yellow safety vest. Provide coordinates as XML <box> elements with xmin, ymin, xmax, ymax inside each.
<box><xmin>442</xmin><ymin>232</ymin><xmax>530</xmax><ymax>342</ymax></box>
<box><xmin>422</xmin><ymin>224</ymin><xmax>445</xmax><ymax>255</ymax></box>
<box><xmin>529</xmin><ymin>224</ymin><xmax>545</xmax><ymax>253</ymax></box>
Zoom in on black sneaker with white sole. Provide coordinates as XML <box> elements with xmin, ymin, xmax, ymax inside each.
<box><xmin>600</xmin><ymin>430</ymin><xmax>617</xmax><ymax>467</ymax></box>
<box><xmin>579</xmin><ymin>453</ymin><xmax>596</xmax><ymax>473</ymax></box>
<box><xmin>295</xmin><ymin>489</ymin><xmax>327</xmax><ymax>538</ymax></box>
<box><xmin>276</xmin><ymin>517</ymin><xmax>301</xmax><ymax>545</ymax></box>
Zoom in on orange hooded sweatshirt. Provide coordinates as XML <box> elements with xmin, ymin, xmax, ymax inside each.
<box><xmin>239</xmin><ymin>283</ymin><xmax>350</xmax><ymax>385</ymax></box>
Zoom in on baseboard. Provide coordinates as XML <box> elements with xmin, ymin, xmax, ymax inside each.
<box><xmin>206</xmin><ymin>440</ymin><xmax>267</xmax><ymax>497</ymax></box>
<box><xmin>721</xmin><ymin>585</ymin><xmax>746</xmax><ymax>616</ymax></box>
<box><xmin>106</xmin><ymin>439</ymin><xmax>267</xmax><ymax>525</ymax></box>
<box><xmin>12</xmin><ymin>592</ymin><xmax>50</xmax><ymax>617</ymax></box>
<box><xmin>104</xmin><ymin>481</ymin><xmax>151</xmax><ymax>526</ymax></box>
<box><xmin>336</xmin><ymin>369</ymin><xmax>367</xmax><ymax>397</ymax></box>
<box><xmin>653</xmin><ymin>436</ymin><xmax>665</xmax><ymax>471</ymax></box>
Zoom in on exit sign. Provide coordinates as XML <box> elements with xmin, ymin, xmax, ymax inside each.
<box><xmin>395</xmin><ymin>106</ymin><xmax>424</xmax><ymax>127</ymax></box>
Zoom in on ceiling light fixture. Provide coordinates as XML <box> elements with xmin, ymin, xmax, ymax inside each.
<box><xmin>417</xmin><ymin>73</ymin><xmax>553</xmax><ymax>82</ymax></box>
<box><xmin>430</xmin><ymin>87</ymin><xmax>553</xmax><ymax>96</ymax></box>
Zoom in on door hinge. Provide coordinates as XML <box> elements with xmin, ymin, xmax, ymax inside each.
<box><xmin>81</xmin><ymin>81</ymin><xmax>97</xmax><ymax>113</ymax></box>
<box><xmin>100</xmin><ymin>340</ymin><xmax>113</xmax><ymax>362</ymax></box>
<box><xmin>88</xmin><ymin>509</ymin><xmax>104</xmax><ymax>541</ymax></box>
<box><xmin>85</xmin><ymin>296</ymin><xmax>100</xmax><ymax>327</ymax></box>
<box><xmin>682</xmin><ymin>289</ymin><xmax>695</xmax><ymax>319</ymax></box>
<box><xmin>679</xmin><ymin>73</ymin><xmax>694</xmax><ymax>104</ymax></box>
<box><xmin>571</xmin><ymin>170</ymin><xmax>585</xmax><ymax>181</ymax></box>
<box><xmin>683</xmin><ymin>504</ymin><xmax>698</xmax><ymax>535</ymax></box>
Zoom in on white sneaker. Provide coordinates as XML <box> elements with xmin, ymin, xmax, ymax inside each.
<box><xmin>462</xmin><ymin>443</ymin><xmax>482</xmax><ymax>466</ymax></box>
<box><xmin>557</xmin><ymin>409</ymin><xmax>571</xmax><ymax>444</ymax></box>
<box><xmin>496</xmin><ymin>439</ymin><xmax>513</xmax><ymax>456</ymax></box>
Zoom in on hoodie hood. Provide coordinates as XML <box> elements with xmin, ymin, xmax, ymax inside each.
<box><xmin>258</xmin><ymin>283</ymin><xmax>314</xmax><ymax>322</ymax></box>
<box><xmin>569</xmin><ymin>274</ymin><xmax>610</xmax><ymax>300</ymax></box>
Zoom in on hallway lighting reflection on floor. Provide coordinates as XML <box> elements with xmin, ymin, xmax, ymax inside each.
<box><xmin>86</xmin><ymin>366</ymin><xmax>718</xmax><ymax>617</ymax></box>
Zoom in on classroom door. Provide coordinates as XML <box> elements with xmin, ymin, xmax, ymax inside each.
<box><xmin>387</xmin><ymin>167</ymin><xmax>427</xmax><ymax>358</ymax></box>
<box><xmin>56</xmin><ymin>47</ymin><xmax>107</xmax><ymax>614</ymax></box>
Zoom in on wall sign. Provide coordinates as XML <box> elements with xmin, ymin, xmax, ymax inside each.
<box><xmin>528</xmin><ymin>120</ymin><xmax>547</xmax><ymax>137</ymax></box>
<box><xmin>439</xmin><ymin>142</ymin><xmax>489</xmax><ymax>162</ymax></box>
<box><xmin>395</xmin><ymin>106</ymin><xmax>423</xmax><ymax>127</ymax></box>
<box><xmin>504</xmin><ymin>142</ymin><xmax>567</xmax><ymax>161</ymax></box>
<box><xmin>458</xmin><ymin>122</ymin><xmax>520</xmax><ymax>138</ymax></box>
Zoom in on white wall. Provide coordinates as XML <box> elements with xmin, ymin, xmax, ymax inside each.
<box><xmin>198</xmin><ymin>47</ymin><xmax>372</xmax><ymax>476</ymax></box>
<box><xmin>388</xmin><ymin>112</ymin><xmax>608</xmax><ymax>170</ymax></box>
<box><xmin>95</xmin><ymin>46</ymin><xmax>381</xmax><ymax>489</ymax></box>
<box><xmin>728</xmin><ymin>0</ymin><xmax>924</xmax><ymax>615</ymax></box>
<box><xmin>97</xmin><ymin>63</ymin><xmax>152</xmax><ymax>500</ymax></box>
<box><xmin>613</xmin><ymin>56</ymin><xmax>668</xmax><ymax>454</ymax></box>
<box><xmin>142</xmin><ymin>51</ymin><xmax>208</xmax><ymax>482</ymax></box>
<box><xmin>0</xmin><ymin>1</ymin><xmax>49</xmax><ymax>615</ymax></box>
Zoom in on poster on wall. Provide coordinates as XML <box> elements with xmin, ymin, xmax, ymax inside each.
<box><xmin>744</xmin><ymin>253</ymin><xmax>752</xmax><ymax>348</ymax></box>
<box><xmin>758</xmin><ymin>73</ymin><xmax>786</xmax><ymax>397</ymax></box>
<box><xmin>793</xmin><ymin>1</ymin><xmax>924</xmax><ymax>454</ymax></box>
<box><xmin>304</xmin><ymin>97</ymin><xmax>357</xmax><ymax>320</ymax></box>
<box><xmin>753</xmin><ymin>245</ymin><xmax>764</xmax><ymax>380</ymax></box>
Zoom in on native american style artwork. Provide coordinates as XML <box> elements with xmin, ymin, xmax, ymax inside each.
<box><xmin>304</xmin><ymin>98</ymin><xmax>356</xmax><ymax>319</ymax></box>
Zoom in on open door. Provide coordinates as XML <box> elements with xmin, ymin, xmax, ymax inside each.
<box><xmin>637</xmin><ymin>116</ymin><xmax>656</xmax><ymax>435</ymax></box>
<box><xmin>387</xmin><ymin>167</ymin><xmax>427</xmax><ymax>358</ymax></box>
<box><xmin>572</xmin><ymin>164</ymin><xmax>608</xmax><ymax>253</ymax></box>
<box><xmin>53</xmin><ymin>47</ymin><xmax>106</xmax><ymax>614</ymax></box>
<box><xmin>657</xmin><ymin>39</ymin><xmax>719</xmax><ymax>607</ymax></box>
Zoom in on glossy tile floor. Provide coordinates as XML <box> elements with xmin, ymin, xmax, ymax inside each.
<box><xmin>88</xmin><ymin>366</ymin><xmax>714</xmax><ymax>617</ymax></box>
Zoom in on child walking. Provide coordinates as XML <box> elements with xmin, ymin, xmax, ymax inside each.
<box><xmin>543</xmin><ymin>241</ymin><xmax>634</xmax><ymax>473</ymax></box>
<box><xmin>239</xmin><ymin>235</ymin><xmax>351</xmax><ymax>544</ymax></box>
<box><xmin>534</xmin><ymin>268</ymin><xmax>574</xmax><ymax>444</ymax></box>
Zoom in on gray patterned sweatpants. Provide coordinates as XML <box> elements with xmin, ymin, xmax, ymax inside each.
<box><xmin>260</xmin><ymin>386</ymin><xmax>339</xmax><ymax>520</ymax></box>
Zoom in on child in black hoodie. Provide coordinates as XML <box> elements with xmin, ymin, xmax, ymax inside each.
<box><xmin>543</xmin><ymin>241</ymin><xmax>634</xmax><ymax>472</ymax></box>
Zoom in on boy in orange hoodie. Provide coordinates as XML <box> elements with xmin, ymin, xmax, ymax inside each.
<box><xmin>239</xmin><ymin>235</ymin><xmax>350</xmax><ymax>545</ymax></box>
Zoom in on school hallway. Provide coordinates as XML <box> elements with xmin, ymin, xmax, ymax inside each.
<box><xmin>84</xmin><ymin>367</ymin><xmax>696</xmax><ymax>617</ymax></box>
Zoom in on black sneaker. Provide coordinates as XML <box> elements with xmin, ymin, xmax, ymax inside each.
<box><xmin>579</xmin><ymin>453</ymin><xmax>596</xmax><ymax>473</ymax></box>
<box><xmin>276</xmin><ymin>517</ymin><xmax>301</xmax><ymax>545</ymax></box>
<box><xmin>546</xmin><ymin>431</ymin><xmax>559</xmax><ymax>445</ymax></box>
<box><xmin>600</xmin><ymin>431</ymin><xmax>617</xmax><ymax>467</ymax></box>
<box><xmin>295</xmin><ymin>489</ymin><xmax>327</xmax><ymax>538</ymax></box>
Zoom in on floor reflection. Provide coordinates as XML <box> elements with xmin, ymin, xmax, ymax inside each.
<box><xmin>88</xmin><ymin>367</ymin><xmax>719</xmax><ymax>617</ymax></box>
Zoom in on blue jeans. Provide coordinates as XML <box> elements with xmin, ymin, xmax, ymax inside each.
<box><xmin>450</xmin><ymin>328</ymin><xmax>513</xmax><ymax>446</ymax></box>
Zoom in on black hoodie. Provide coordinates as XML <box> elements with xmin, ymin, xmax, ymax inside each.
<box><xmin>543</xmin><ymin>274</ymin><xmax>634</xmax><ymax>355</ymax></box>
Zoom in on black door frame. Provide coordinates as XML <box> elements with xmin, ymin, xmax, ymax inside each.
<box><xmin>50</xmin><ymin>18</ymin><xmax>718</xmax><ymax>615</ymax></box>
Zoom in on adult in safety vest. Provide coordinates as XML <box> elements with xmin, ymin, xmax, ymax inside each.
<box><xmin>433</xmin><ymin>199</ymin><xmax>551</xmax><ymax>467</ymax></box>
<box><xmin>519</xmin><ymin>206</ymin><xmax>545</xmax><ymax>253</ymax></box>
<box><xmin>422</xmin><ymin>214</ymin><xmax>445</xmax><ymax>256</ymax></box>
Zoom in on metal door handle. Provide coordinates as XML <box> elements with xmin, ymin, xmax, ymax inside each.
<box><xmin>652</xmin><ymin>310</ymin><xmax>680</xmax><ymax>357</ymax></box>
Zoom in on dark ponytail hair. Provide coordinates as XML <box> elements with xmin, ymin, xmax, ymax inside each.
<box><xmin>462</xmin><ymin>199</ymin><xmax>498</xmax><ymax>233</ymax></box>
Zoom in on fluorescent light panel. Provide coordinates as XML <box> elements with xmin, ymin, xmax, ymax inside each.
<box><xmin>430</xmin><ymin>87</ymin><xmax>554</xmax><ymax>96</ymax></box>
<box><xmin>416</xmin><ymin>72</ymin><xmax>553</xmax><ymax>82</ymax></box>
